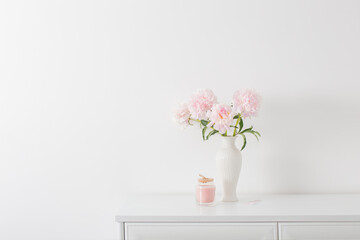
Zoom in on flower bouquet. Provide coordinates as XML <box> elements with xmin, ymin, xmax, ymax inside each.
<box><xmin>174</xmin><ymin>89</ymin><xmax>261</xmax><ymax>150</ymax></box>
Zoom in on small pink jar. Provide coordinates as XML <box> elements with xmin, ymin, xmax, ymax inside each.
<box><xmin>196</xmin><ymin>174</ymin><xmax>215</xmax><ymax>205</ymax></box>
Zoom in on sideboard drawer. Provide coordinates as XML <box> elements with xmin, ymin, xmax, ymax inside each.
<box><xmin>279</xmin><ymin>222</ymin><xmax>360</xmax><ymax>240</ymax></box>
<box><xmin>125</xmin><ymin>223</ymin><xmax>277</xmax><ymax>240</ymax></box>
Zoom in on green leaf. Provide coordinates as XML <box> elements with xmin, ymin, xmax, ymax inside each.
<box><xmin>249</xmin><ymin>131</ymin><xmax>259</xmax><ymax>141</ymax></box>
<box><xmin>240</xmin><ymin>126</ymin><xmax>253</xmax><ymax>134</ymax></box>
<box><xmin>239</xmin><ymin>118</ymin><xmax>244</xmax><ymax>132</ymax></box>
<box><xmin>202</xmin><ymin>126</ymin><xmax>207</xmax><ymax>140</ymax></box>
<box><xmin>240</xmin><ymin>133</ymin><xmax>247</xmax><ymax>151</ymax></box>
<box><xmin>233</xmin><ymin>114</ymin><xmax>240</xmax><ymax>119</ymax></box>
<box><xmin>253</xmin><ymin>131</ymin><xmax>261</xmax><ymax>137</ymax></box>
<box><xmin>230</xmin><ymin>125</ymin><xmax>239</xmax><ymax>129</ymax></box>
<box><xmin>206</xmin><ymin>130</ymin><xmax>218</xmax><ymax>140</ymax></box>
<box><xmin>201</xmin><ymin>120</ymin><xmax>209</xmax><ymax>126</ymax></box>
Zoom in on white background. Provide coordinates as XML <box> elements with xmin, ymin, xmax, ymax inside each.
<box><xmin>1</xmin><ymin>0</ymin><xmax>359</xmax><ymax>239</ymax></box>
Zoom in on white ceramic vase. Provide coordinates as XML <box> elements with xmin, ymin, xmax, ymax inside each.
<box><xmin>216</xmin><ymin>136</ymin><xmax>242</xmax><ymax>202</ymax></box>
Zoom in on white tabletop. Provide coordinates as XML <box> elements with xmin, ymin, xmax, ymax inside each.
<box><xmin>116</xmin><ymin>194</ymin><xmax>360</xmax><ymax>222</ymax></box>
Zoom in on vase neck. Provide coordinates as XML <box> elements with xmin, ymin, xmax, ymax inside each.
<box><xmin>220</xmin><ymin>136</ymin><xmax>237</xmax><ymax>148</ymax></box>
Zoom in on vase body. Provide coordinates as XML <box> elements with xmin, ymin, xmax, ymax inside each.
<box><xmin>216</xmin><ymin>136</ymin><xmax>242</xmax><ymax>202</ymax></box>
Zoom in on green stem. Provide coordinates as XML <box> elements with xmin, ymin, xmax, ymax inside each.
<box><xmin>233</xmin><ymin>116</ymin><xmax>241</xmax><ymax>136</ymax></box>
<box><xmin>190</xmin><ymin>118</ymin><xmax>217</xmax><ymax>132</ymax></box>
<box><xmin>190</xmin><ymin>118</ymin><xmax>201</xmax><ymax>123</ymax></box>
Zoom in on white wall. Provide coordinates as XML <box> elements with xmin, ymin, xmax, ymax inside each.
<box><xmin>1</xmin><ymin>0</ymin><xmax>359</xmax><ymax>239</ymax></box>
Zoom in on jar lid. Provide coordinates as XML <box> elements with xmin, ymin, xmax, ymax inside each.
<box><xmin>198</xmin><ymin>174</ymin><xmax>214</xmax><ymax>183</ymax></box>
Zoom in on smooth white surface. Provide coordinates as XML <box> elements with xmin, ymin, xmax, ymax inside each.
<box><xmin>216</xmin><ymin>137</ymin><xmax>242</xmax><ymax>201</ymax></box>
<box><xmin>1</xmin><ymin>1</ymin><xmax>360</xmax><ymax>240</ymax></box>
<box><xmin>125</xmin><ymin>223</ymin><xmax>277</xmax><ymax>240</ymax></box>
<box><xmin>116</xmin><ymin>194</ymin><xmax>360</xmax><ymax>222</ymax></box>
<box><xmin>279</xmin><ymin>222</ymin><xmax>360</xmax><ymax>240</ymax></box>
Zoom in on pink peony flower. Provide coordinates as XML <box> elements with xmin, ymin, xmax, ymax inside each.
<box><xmin>232</xmin><ymin>89</ymin><xmax>261</xmax><ymax>118</ymax></box>
<box><xmin>188</xmin><ymin>89</ymin><xmax>218</xmax><ymax>119</ymax></box>
<box><xmin>173</xmin><ymin>102</ymin><xmax>191</xmax><ymax>128</ymax></box>
<box><xmin>208</xmin><ymin>104</ymin><xmax>234</xmax><ymax>134</ymax></box>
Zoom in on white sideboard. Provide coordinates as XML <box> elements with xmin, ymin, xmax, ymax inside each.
<box><xmin>116</xmin><ymin>194</ymin><xmax>360</xmax><ymax>240</ymax></box>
